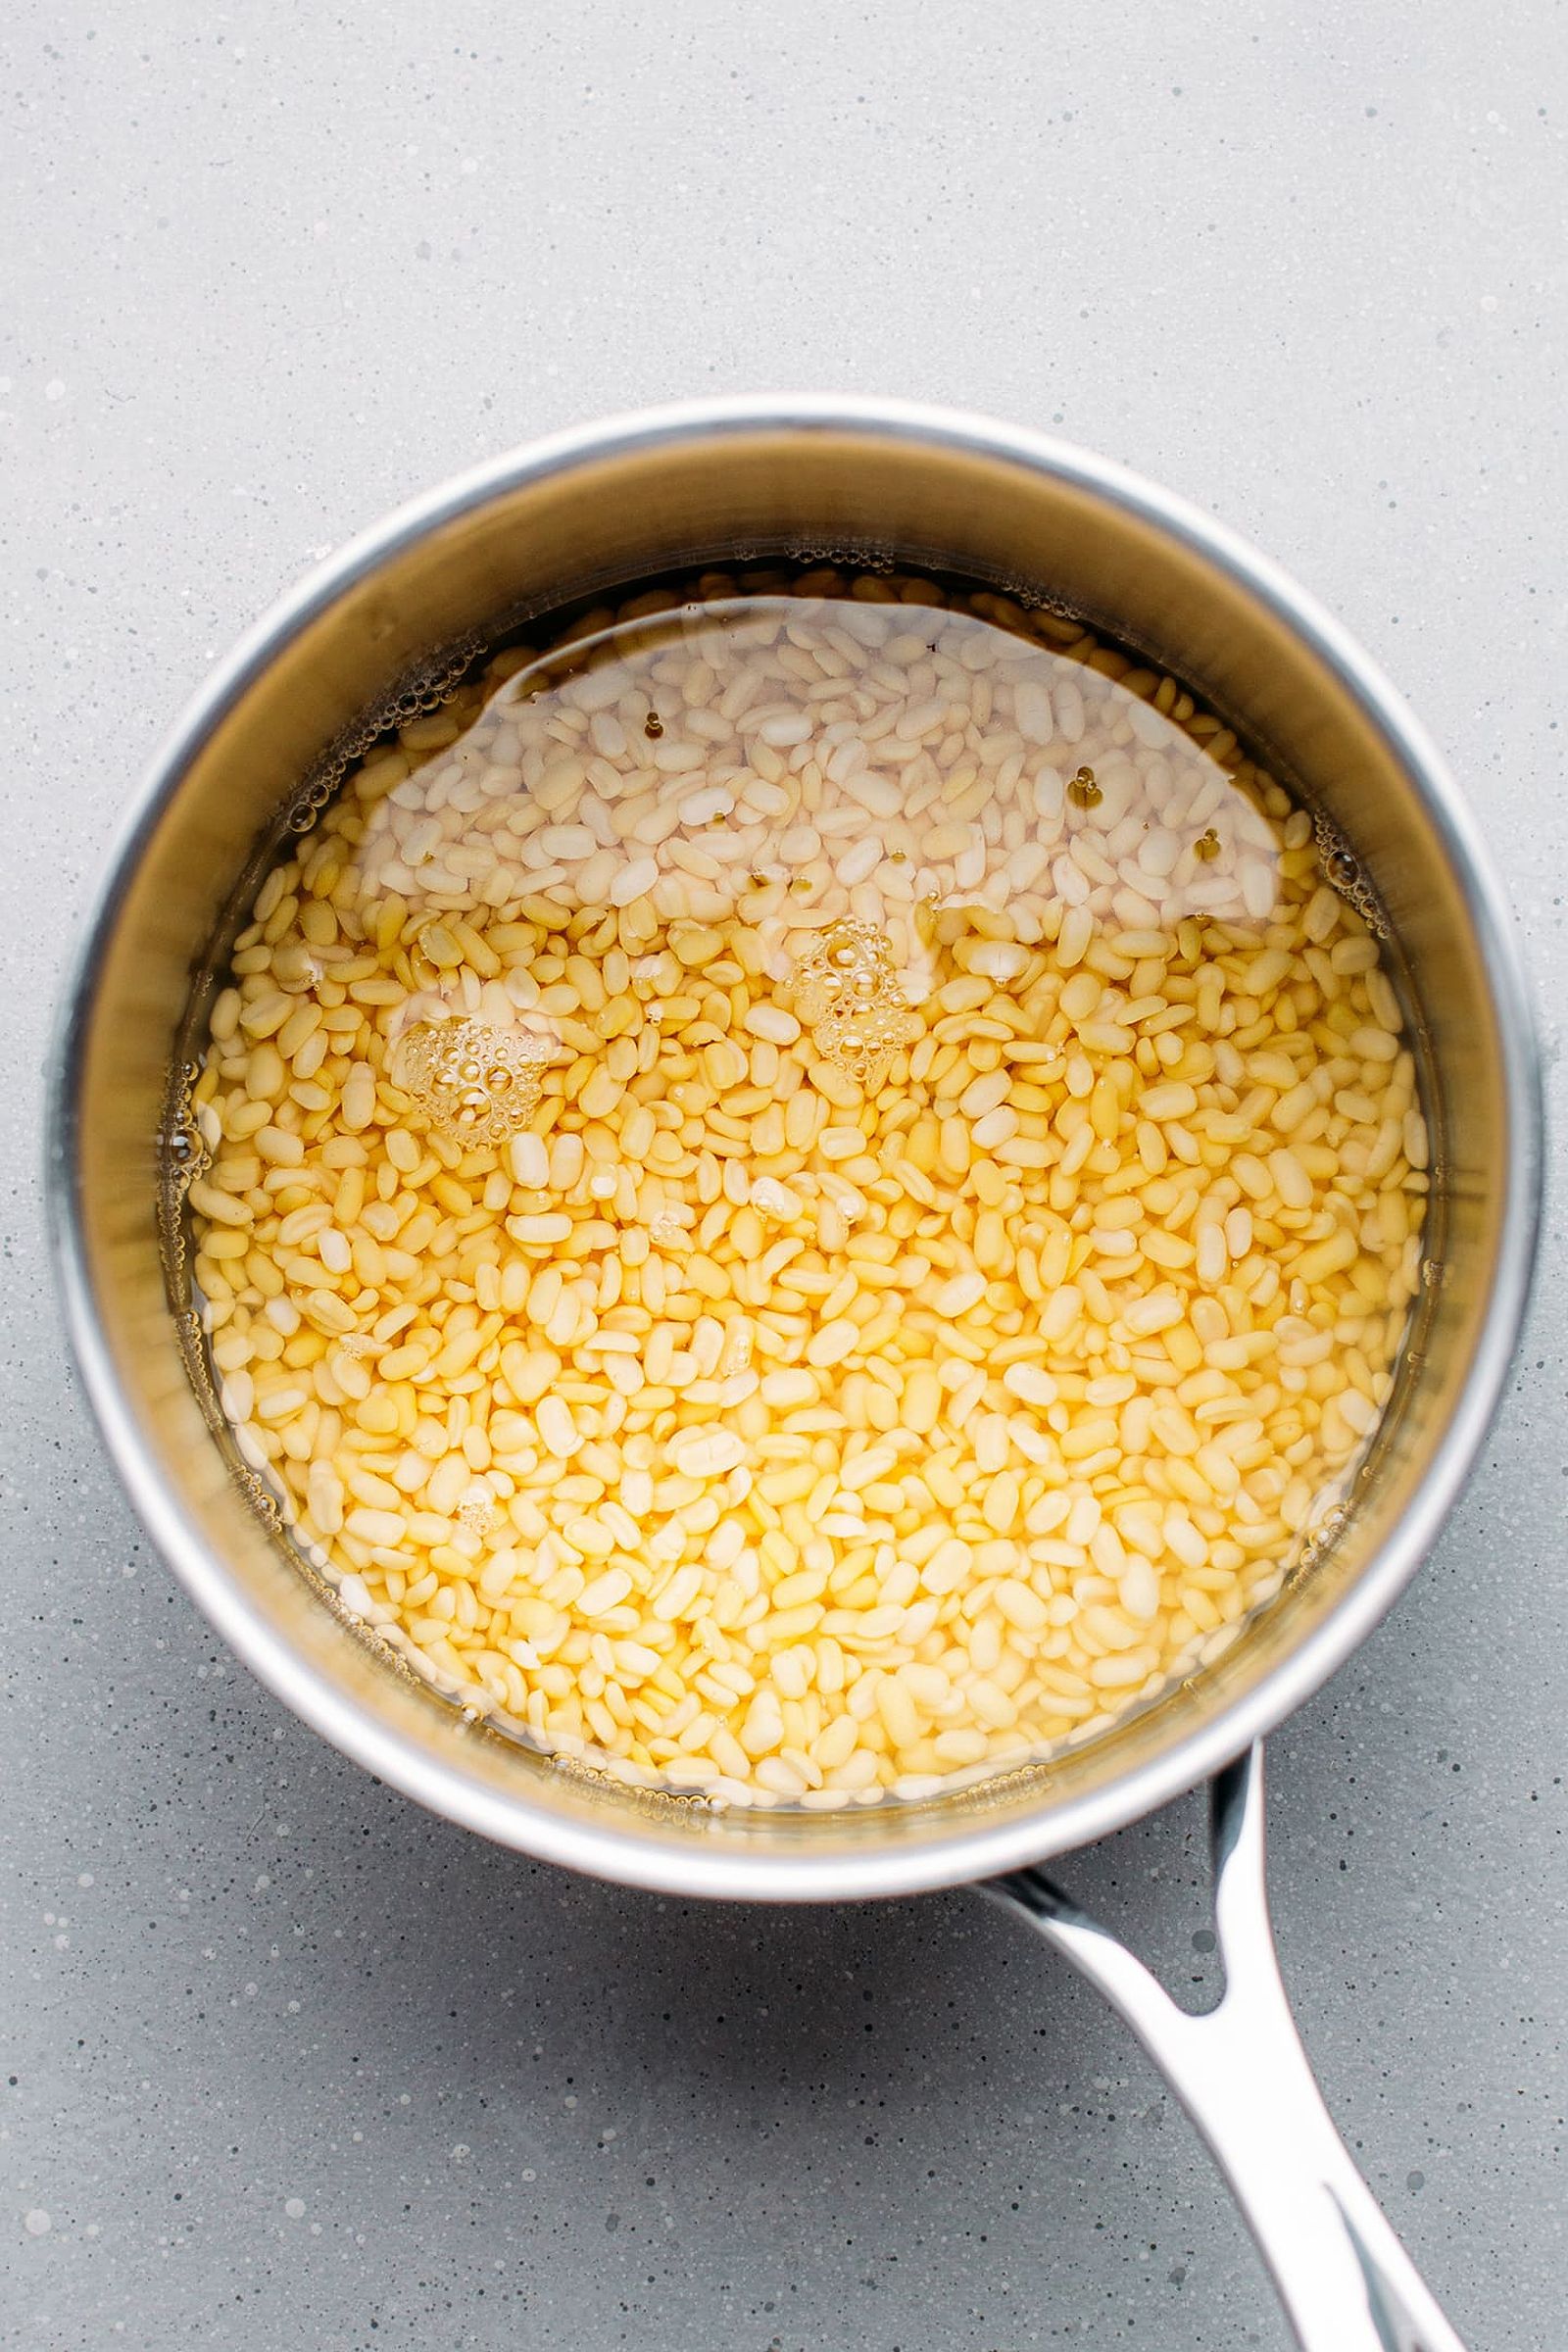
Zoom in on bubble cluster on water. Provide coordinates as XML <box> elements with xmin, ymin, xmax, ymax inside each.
<box><xmin>391</xmin><ymin>1017</ymin><xmax>551</xmax><ymax>1147</ymax></box>
<box><xmin>457</xmin><ymin>1492</ymin><xmax>499</xmax><ymax>1541</ymax></box>
<box><xmin>792</xmin><ymin>918</ymin><xmax>922</xmax><ymax>1091</ymax></box>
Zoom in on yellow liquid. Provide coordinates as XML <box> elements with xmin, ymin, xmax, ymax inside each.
<box><xmin>186</xmin><ymin>568</ymin><xmax>1427</xmax><ymax>1808</ymax></box>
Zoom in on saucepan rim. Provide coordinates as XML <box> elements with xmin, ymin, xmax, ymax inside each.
<box><xmin>46</xmin><ymin>395</ymin><xmax>1544</xmax><ymax>1899</ymax></box>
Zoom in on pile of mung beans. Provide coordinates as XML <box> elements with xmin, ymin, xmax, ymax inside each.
<box><xmin>187</xmin><ymin>570</ymin><xmax>1428</xmax><ymax>1807</ymax></box>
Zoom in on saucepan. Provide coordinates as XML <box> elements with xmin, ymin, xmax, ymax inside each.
<box><xmin>47</xmin><ymin>399</ymin><xmax>1541</xmax><ymax>2350</ymax></box>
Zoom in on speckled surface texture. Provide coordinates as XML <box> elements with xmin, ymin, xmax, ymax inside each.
<box><xmin>3</xmin><ymin>5</ymin><xmax>1565</xmax><ymax>2346</ymax></box>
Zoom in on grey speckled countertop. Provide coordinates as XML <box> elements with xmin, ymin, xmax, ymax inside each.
<box><xmin>3</xmin><ymin>6</ymin><xmax>1565</xmax><ymax>2347</ymax></box>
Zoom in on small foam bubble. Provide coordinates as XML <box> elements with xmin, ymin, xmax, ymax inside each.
<box><xmin>391</xmin><ymin>1017</ymin><xmax>551</xmax><ymax>1146</ymax></box>
<box><xmin>457</xmin><ymin>1491</ymin><xmax>498</xmax><ymax>1540</ymax></box>
<box><xmin>1312</xmin><ymin>812</ymin><xmax>1386</xmax><ymax>935</ymax></box>
<box><xmin>1297</xmin><ymin>1498</ymin><xmax>1349</xmax><ymax>1574</ymax></box>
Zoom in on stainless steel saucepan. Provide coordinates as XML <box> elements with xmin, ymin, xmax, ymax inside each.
<box><xmin>48</xmin><ymin>399</ymin><xmax>1541</xmax><ymax>2351</ymax></box>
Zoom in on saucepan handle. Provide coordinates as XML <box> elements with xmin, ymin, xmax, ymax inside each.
<box><xmin>983</xmin><ymin>1744</ymin><xmax>1466</xmax><ymax>2352</ymax></box>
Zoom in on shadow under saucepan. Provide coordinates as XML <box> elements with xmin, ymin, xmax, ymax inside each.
<box><xmin>279</xmin><ymin>1725</ymin><xmax>1221</xmax><ymax>2125</ymax></box>
<box><xmin>287</xmin><ymin>1740</ymin><xmax>1255</xmax><ymax>2345</ymax></box>
<box><xmin>49</xmin><ymin>1528</ymin><xmax>1268</xmax><ymax>2348</ymax></box>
